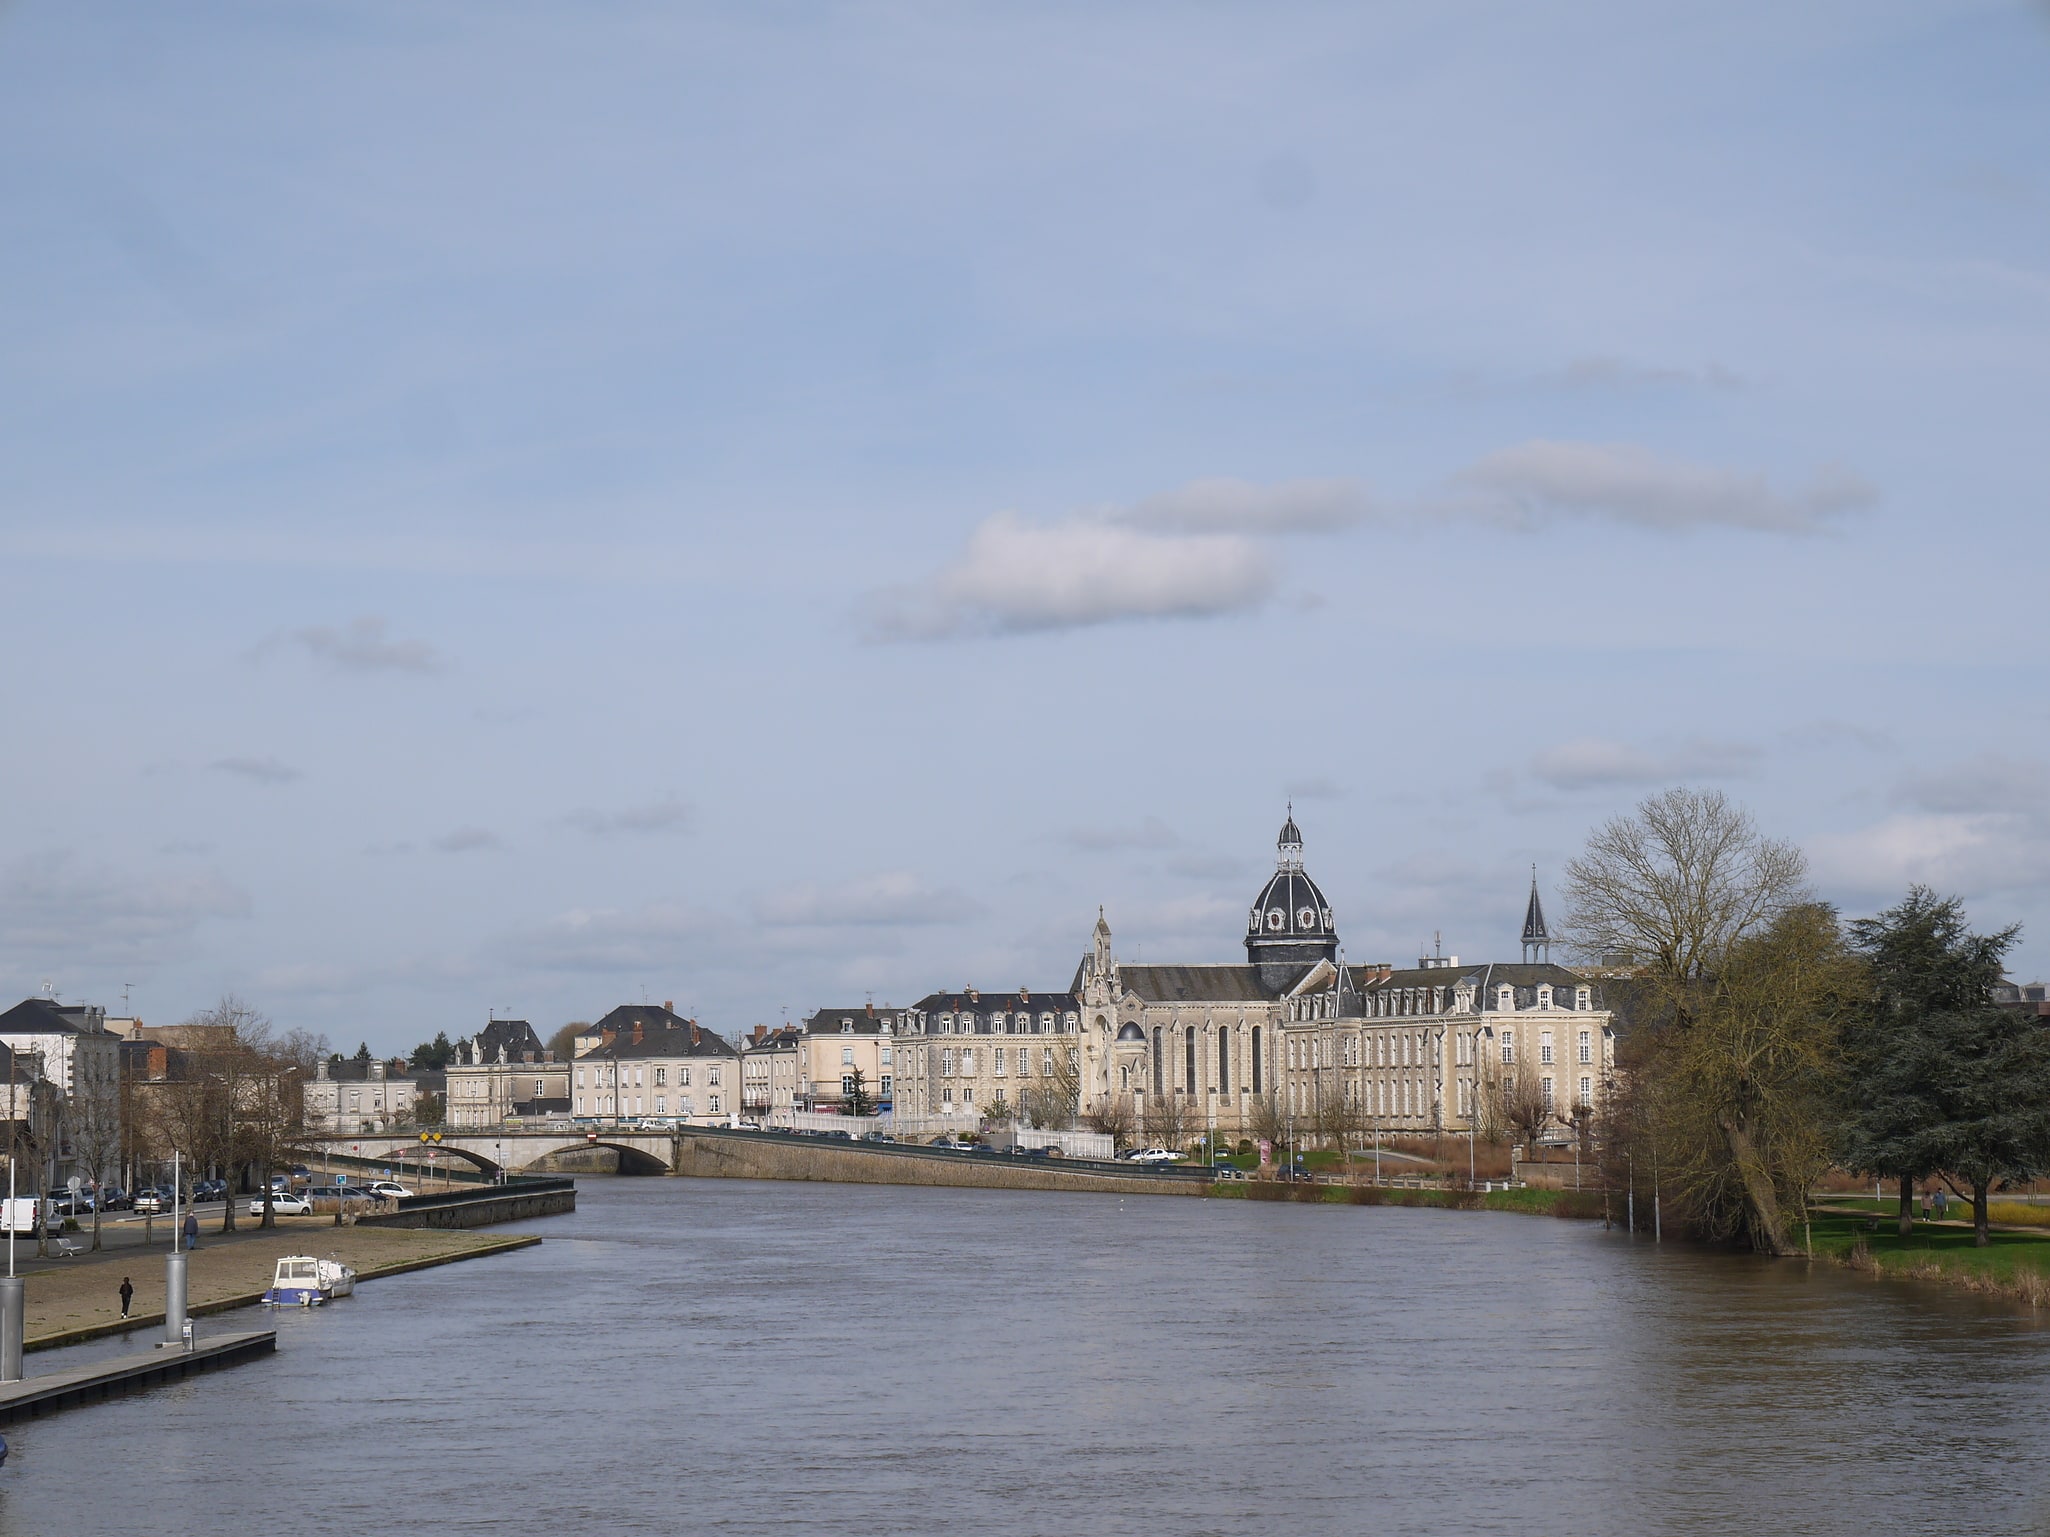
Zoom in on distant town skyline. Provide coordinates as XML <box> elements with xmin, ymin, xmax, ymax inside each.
<box><xmin>3</xmin><ymin>3</ymin><xmax>2047</xmax><ymax>1051</ymax></box>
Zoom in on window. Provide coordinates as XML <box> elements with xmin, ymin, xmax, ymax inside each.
<box><xmin>962</xmin><ymin>1087</ymin><xmax>973</xmax><ymax>1104</ymax></box>
<box><xmin>576</xmin><ymin>1068</ymin><xmax>585</xmax><ymax>1088</ymax></box>
<box><xmin>1538</xmin><ymin>985</ymin><xmax>1553</xmax><ymax>1010</ymax></box>
<box><xmin>994</xmin><ymin>1088</ymin><xmax>1006</xmax><ymax>1106</ymax></box>
<box><xmin>1501</xmin><ymin>1035</ymin><xmax>1515</xmax><ymax>1064</ymax></box>
<box><xmin>655</xmin><ymin>1067</ymin><xmax>666</xmax><ymax>1086</ymax></box>
<box><xmin>1540</xmin><ymin>1032</ymin><xmax>1554</xmax><ymax>1065</ymax></box>
<box><xmin>1541</xmin><ymin>1077</ymin><xmax>1555</xmax><ymax>1110</ymax></box>
<box><xmin>881</xmin><ymin>1048</ymin><xmax>893</xmax><ymax>1067</ymax></box>
<box><xmin>960</xmin><ymin>1049</ymin><xmax>977</xmax><ymax>1075</ymax></box>
<box><xmin>841</xmin><ymin>1047</ymin><xmax>854</xmax><ymax>1066</ymax></box>
<box><xmin>994</xmin><ymin>1048</ymin><xmax>1006</xmax><ymax>1075</ymax></box>
<box><xmin>881</xmin><ymin>1075</ymin><xmax>891</xmax><ymax>1095</ymax></box>
<box><xmin>708</xmin><ymin>1094</ymin><xmax>720</xmax><ymax>1112</ymax></box>
<box><xmin>708</xmin><ymin>1067</ymin><xmax>721</xmax><ymax>1086</ymax></box>
<box><xmin>1152</xmin><ymin>1027</ymin><xmax>1164</xmax><ymax>1094</ymax></box>
<box><xmin>1576</xmin><ymin>986</ymin><xmax>1592</xmax><ymax>1011</ymax></box>
<box><xmin>680</xmin><ymin>1067</ymin><xmax>692</xmax><ymax>1087</ymax></box>
<box><xmin>679</xmin><ymin>1095</ymin><xmax>692</xmax><ymax>1114</ymax></box>
<box><xmin>1579</xmin><ymin>1076</ymin><xmax>1592</xmax><ymax>1108</ymax></box>
<box><xmin>1251</xmin><ymin>1025</ymin><xmax>1262</xmax><ymax>1093</ymax></box>
<box><xmin>1042</xmin><ymin>1048</ymin><xmax>1053</xmax><ymax>1077</ymax></box>
<box><xmin>1578</xmin><ymin>1030</ymin><xmax>1592</xmax><ymax>1065</ymax></box>
<box><xmin>655</xmin><ymin>1095</ymin><xmax>667</xmax><ymax>1113</ymax></box>
<box><xmin>1185</xmin><ymin>1028</ymin><xmax>1196</xmax><ymax>1093</ymax></box>
<box><xmin>1218</xmin><ymin>1027</ymin><xmax>1231</xmax><ymax>1093</ymax></box>
<box><xmin>941</xmin><ymin>1049</ymin><xmax>954</xmax><ymax>1076</ymax></box>
<box><xmin>842</xmin><ymin>1076</ymin><xmax>855</xmax><ymax>1096</ymax></box>
<box><xmin>942</xmin><ymin>1087</ymin><xmax>954</xmax><ymax>1104</ymax></box>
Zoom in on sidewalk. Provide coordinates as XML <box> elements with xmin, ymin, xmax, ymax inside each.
<box><xmin>13</xmin><ymin>1218</ymin><xmax>539</xmax><ymax>1348</ymax></box>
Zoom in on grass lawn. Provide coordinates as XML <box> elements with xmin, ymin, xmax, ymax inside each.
<box><xmin>1807</xmin><ymin>1210</ymin><xmax>2050</xmax><ymax>1303</ymax></box>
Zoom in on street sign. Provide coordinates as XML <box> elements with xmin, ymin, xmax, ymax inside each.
<box><xmin>66</xmin><ymin>1176</ymin><xmax>81</xmax><ymax>1194</ymax></box>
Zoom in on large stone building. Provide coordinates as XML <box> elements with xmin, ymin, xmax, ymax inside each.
<box><xmin>571</xmin><ymin>1004</ymin><xmax>740</xmax><ymax>1122</ymax></box>
<box><xmin>0</xmin><ymin>997</ymin><xmax>122</xmax><ymax>1182</ymax></box>
<box><xmin>899</xmin><ymin>812</ymin><xmax>1615</xmax><ymax>1147</ymax></box>
<box><xmin>795</xmin><ymin>1005</ymin><xmax>905</xmax><ymax>1112</ymax></box>
<box><xmin>305</xmin><ymin>1056</ymin><xmax>432</xmax><ymax>1134</ymax></box>
<box><xmin>446</xmin><ymin>1018</ymin><xmax>570</xmax><ymax>1127</ymax></box>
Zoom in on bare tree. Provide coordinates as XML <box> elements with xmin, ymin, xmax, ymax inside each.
<box><xmin>1143</xmin><ymin>1091</ymin><xmax>1193</xmax><ymax>1151</ymax></box>
<box><xmin>1494</xmin><ymin>1068</ymin><xmax>1553</xmax><ymax>1164</ymax></box>
<box><xmin>1562</xmin><ymin>786</ymin><xmax>1808</xmax><ymax>987</ymax></box>
<box><xmin>1026</xmin><ymin>1047</ymin><xmax>1081</xmax><ymax>1130</ymax></box>
<box><xmin>1085</xmin><ymin>1093</ymin><xmax>1136</xmax><ymax>1151</ymax></box>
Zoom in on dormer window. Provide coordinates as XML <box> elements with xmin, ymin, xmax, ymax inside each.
<box><xmin>1576</xmin><ymin>986</ymin><xmax>1591</xmax><ymax>1011</ymax></box>
<box><xmin>1498</xmin><ymin>985</ymin><xmax>1515</xmax><ymax>1012</ymax></box>
<box><xmin>1537</xmin><ymin>985</ymin><xmax>1553</xmax><ymax>1010</ymax></box>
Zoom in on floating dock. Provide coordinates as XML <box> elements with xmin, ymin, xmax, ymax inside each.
<box><xmin>0</xmin><ymin>1330</ymin><xmax>276</xmax><ymax>1424</ymax></box>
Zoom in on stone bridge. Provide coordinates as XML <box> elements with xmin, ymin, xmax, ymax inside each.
<box><xmin>309</xmin><ymin>1126</ymin><xmax>1213</xmax><ymax>1196</ymax></box>
<box><xmin>309</xmin><ymin>1127</ymin><xmax>680</xmax><ymax>1176</ymax></box>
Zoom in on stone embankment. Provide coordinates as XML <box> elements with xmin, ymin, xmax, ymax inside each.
<box><xmin>672</xmin><ymin>1129</ymin><xmax>1209</xmax><ymax>1197</ymax></box>
<box><xmin>363</xmin><ymin>1177</ymin><xmax>576</xmax><ymax>1229</ymax></box>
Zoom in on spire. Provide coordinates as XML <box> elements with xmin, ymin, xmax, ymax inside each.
<box><xmin>1277</xmin><ymin>801</ymin><xmax>1303</xmax><ymax>871</ymax></box>
<box><xmin>1521</xmin><ymin>866</ymin><xmax>1550</xmax><ymax>963</ymax></box>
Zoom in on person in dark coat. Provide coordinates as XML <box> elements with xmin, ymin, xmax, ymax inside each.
<box><xmin>182</xmin><ymin>1211</ymin><xmax>199</xmax><ymax>1250</ymax></box>
<box><xmin>119</xmin><ymin>1276</ymin><xmax>134</xmax><ymax>1318</ymax></box>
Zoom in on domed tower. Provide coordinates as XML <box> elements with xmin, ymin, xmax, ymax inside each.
<box><xmin>1245</xmin><ymin>806</ymin><xmax>1340</xmax><ymax>992</ymax></box>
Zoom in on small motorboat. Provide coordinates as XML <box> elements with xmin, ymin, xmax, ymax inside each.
<box><xmin>262</xmin><ymin>1254</ymin><xmax>357</xmax><ymax>1306</ymax></box>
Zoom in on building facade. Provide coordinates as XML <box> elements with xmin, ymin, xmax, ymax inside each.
<box><xmin>895</xmin><ymin>988</ymin><xmax>1083</xmax><ymax>1126</ymax></box>
<box><xmin>740</xmin><ymin>1025</ymin><xmax>803</xmax><ymax>1115</ymax></box>
<box><xmin>446</xmin><ymin>1018</ymin><xmax>570</xmax><ymax>1126</ymax></box>
<box><xmin>571</xmin><ymin>1005</ymin><xmax>740</xmax><ymax>1122</ymax></box>
<box><xmin>305</xmin><ymin>1057</ymin><xmax>427</xmax><ymax>1134</ymax></box>
<box><xmin>0</xmin><ymin>998</ymin><xmax>122</xmax><ymax>1182</ymax></box>
<box><xmin>796</xmin><ymin>1005</ymin><xmax>904</xmax><ymax>1112</ymax></box>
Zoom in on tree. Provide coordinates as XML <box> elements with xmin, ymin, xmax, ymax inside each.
<box><xmin>1563</xmin><ymin>786</ymin><xmax>1808</xmax><ymax>990</ymax></box>
<box><xmin>353</xmin><ymin>1042</ymin><xmax>373</xmax><ymax>1062</ymax></box>
<box><xmin>1085</xmin><ymin>1094</ymin><xmax>1136</xmax><ymax>1151</ymax></box>
<box><xmin>844</xmin><ymin>1067</ymin><xmax>876</xmax><ymax>1119</ymax></box>
<box><xmin>1494</xmin><ymin>1068</ymin><xmax>1553</xmax><ymax>1162</ymax></box>
<box><xmin>1641</xmin><ymin>903</ymin><xmax>1859</xmax><ymax>1253</ymax></box>
<box><xmin>1143</xmin><ymin>1091</ymin><xmax>1193</xmax><ymax>1152</ymax></box>
<box><xmin>1853</xmin><ymin>897</ymin><xmax>2050</xmax><ymax>1245</ymax></box>
<box><xmin>410</xmin><ymin>1090</ymin><xmax>446</xmax><ymax>1128</ymax></box>
<box><xmin>1563</xmin><ymin>788</ymin><xmax>1824</xmax><ymax>1251</ymax></box>
<box><xmin>409</xmin><ymin>1031</ymin><xmax>454</xmax><ymax>1071</ymax></box>
<box><xmin>1025</xmin><ymin>1047</ymin><xmax>1081</xmax><ymax>1130</ymax></box>
<box><xmin>547</xmin><ymin>1022</ymin><xmax>586</xmax><ymax>1062</ymax></box>
<box><xmin>1246</xmin><ymin>1093</ymin><xmax>1287</xmax><ymax>1156</ymax></box>
<box><xmin>1841</xmin><ymin>888</ymin><xmax>2005</xmax><ymax>1236</ymax></box>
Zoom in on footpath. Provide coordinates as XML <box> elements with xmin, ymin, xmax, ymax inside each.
<box><xmin>12</xmin><ymin>1217</ymin><xmax>538</xmax><ymax>1350</ymax></box>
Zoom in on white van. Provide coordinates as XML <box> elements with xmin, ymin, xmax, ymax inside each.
<box><xmin>0</xmin><ymin>1198</ymin><xmax>50</xmax><ymax>1234</ymax></box>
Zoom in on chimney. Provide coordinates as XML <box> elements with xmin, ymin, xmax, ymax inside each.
<box><xmin>866</xmin><ymin>1001</ymin><xmax>874</xmax><ymax>1017</ymax></box>
<box><xmin>664</xmin><ymin>1000</ymin><xmax>674</xmax><ymax>1013</ymax></box>
<box><xmin>631</xmin><ymin>1020</ymin><xmax>644</xmax><ymax>1046</ymax></box>
<box><xmin>690</xmin><ymin>1023</ymin><xmax>701</xmax><ymax>1047</ymax></box>
<box><xmin>753</xmin><ymin>1025</ymin><xmax>767</xmax><ymax>1043</ymax></box>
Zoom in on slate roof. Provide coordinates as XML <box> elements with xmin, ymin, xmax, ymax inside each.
<box><xmin>322</xmin><ymin>1057</ymin><xmax>419</xmax><ymax>1083</ymax></box>
<box><xmin>579</xmin><ymin>1023</ymin><xmax>738</xmax><ymax>1061</ymax></box>
<box><xmin>0</xmin><ymin>999</ymin><xmax>105</xmax><ymax>1036</ymax></box>
<box><xmin>1117</xmin><ymin>964</ymin><xmax>1286</xmax><ymax>1005</ymax></box>
<box><xmin>908</xmin><ymin>991</ymin><xmax>1078</xmax><ymax>1034</ymax></box>
<box><xmin>802</xmin><ymin>1007</ymin><xmax>906</xmax><ymax>1036</ymax></box>
<box><xmin>455</xmin><ymin>1018</ymin><xmax>547</xmax><ymax>1066</ymax></box>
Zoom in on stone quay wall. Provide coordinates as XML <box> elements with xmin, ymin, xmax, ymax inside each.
<box><xmin>362</xmin><ymin>1178</ymin><xmax>577</xmax><ymax>1229</ymax></box>
<box><xmin>671</xmin><ymin>1132</ymin><xmax>1208</xmax><ymax>1197</ymax></box>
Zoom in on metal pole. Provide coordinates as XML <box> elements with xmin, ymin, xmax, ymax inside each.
<box><xmin>171</xmin><ymin>1149</ymin><xmax>181</xmax><ymax>1253</ymax></box>
<box><xmin>164</xmin><ymin>1251</ymin><xmax>187</xmax><ymax>1347</ymax></box>
<box><xmin>0</xmin><ymin>1276</ymin><xmax>21</xmax><ymax>1383</ymax></box>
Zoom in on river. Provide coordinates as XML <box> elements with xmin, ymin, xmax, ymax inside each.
<box><xmin>1</xmin><ymin>1177</ymin><xmax>2045</xmax><ymax>1536</ymax></box>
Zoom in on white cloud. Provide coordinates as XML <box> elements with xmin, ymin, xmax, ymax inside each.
<box><xmin>1528</xmin><ymin>737</ymin><xmax>1761</xmax><ymax>791</ymax></box>
<box><xmin>1811</xmin><ymin>756</ymin><xmax>2050</xmax><ymax>906</ymax></box>
<box><xmin>1117</xmin><ymin>477</ymin><xmax>1373</xmax><ymax>535</ymax></box>
<box><xmin>1445</xmin><ymin>440</ymin><xmax>1875</xmax><ymax>533</ymax></box>
<box><xmin>757</xmin><ymin>871</ymin><xmax>981</xmax><ymax>927</ymax></box>
<box><xmin>1284</xmin><ymin>776</ymin><xmax>1347</xmax><ymax>802</ymax></box>
<box><xmin>209</xmin><ymin>755</ymin><xmax>301</xmax><ymax>785</ymax></box>
<box><xmin>433</xmin><ymin>826</ymin><xmax>502</xmax><ymax>854</ymax></box>
<box><xmin>563</xmin><ymin>796</ymin><xmax>693</xmax><ymax>837</ymax></box>
<box><xmin>284</xmin><ymin>616</ymin><xmax>443</xmax><ymax>674</ymax></box>
<box><xmin>864</xmin><ymin>512</ymin><xmax>1272</xmax><ymax>640</ymax></box>
<box><xmin>0</xmin><ymin>851</ymin><xmax>250</xmax><ymax>973</ymax></box>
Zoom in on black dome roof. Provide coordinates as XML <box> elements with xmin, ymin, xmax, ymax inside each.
<box><xmin>1248</xmin><ymin>868</ymin><xmax>1335</xmax><ymax>942</ymax></box>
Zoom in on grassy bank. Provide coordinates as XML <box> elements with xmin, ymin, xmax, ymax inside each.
<box><xmin>1210</xmin><ymin>1179</ymin><xmax>1606</xmax><ymax>1220</ymax></box>
<box><xmin>1808</xmin><ymin>1211</ymin><xmax>2050</xmax><ymax>1305</ymax></box>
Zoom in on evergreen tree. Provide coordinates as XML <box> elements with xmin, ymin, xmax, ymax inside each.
<box><xmin>1843</xmin><ymin>888</ymin><xmax>1999</xmax><ymax>1235</ymax></box>
<box><xmin>1848</xmin><ymin>889</ymin><xmax>2048</xmax><ymax>1246</ymax></box>
<box><xmin>353</xmin><ymin>1041</ymin><xmax>373</xmax><ymax>1062</ymax></box>
<box><xmin>409</xmin><ymin>1030</ymin><xmax>454</xmax><ymax>1071</ymax></box>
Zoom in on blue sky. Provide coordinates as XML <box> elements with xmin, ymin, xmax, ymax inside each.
<box><xmin>3</xmin><ymin>2</ymin><xmax>2047</xmax><ymax>1052</ymax></box>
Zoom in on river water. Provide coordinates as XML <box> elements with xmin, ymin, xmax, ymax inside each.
<box><xmin>1</xmin><ymin>1177</ymin><xmax>2046</xmax><ymax>1536</ymax></box>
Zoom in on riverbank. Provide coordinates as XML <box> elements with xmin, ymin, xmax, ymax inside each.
<box><xmin>1807</xmin><ymin>1209</ymin><xmax>2050</xmax><ymax>1306</ymax></box>
<box><xmin>1213</xmin><ymin>1179</ymin><xmax>1608</xmax><ymax>1219</ymax></box>
<box><xmin>21</xmin><ymin>1225</ymin><xmax>541</xmax><ymax>1350</ymax></box>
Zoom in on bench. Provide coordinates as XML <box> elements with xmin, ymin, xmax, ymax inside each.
<box><xmin>51</xmin><ymin>1237</ymin><xmax>85</xmax><ymax>1259</ymax></box>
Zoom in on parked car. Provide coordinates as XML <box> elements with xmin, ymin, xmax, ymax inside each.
<box><xmin>133</xmin><ymin>1187</ymin><xmax>181</xmax><ymax>1214</ymax></box>
<box><xmin>860</xmin><ymin>1131</ymin><xmax>894</xmax><ymax>1143</ymax></box>
<box><xmin>1126</xmin><ymin>1147</ymin><xmax>1182</xmax><ymax>1164</ymax></box>
<box><xmin>98</xmin><ymin>1186</ymin><xmax>131</xmax><ymax>1211</ymax></box>
<box><xmin>368</xmin><ymin>1181</ymin><xmax>413</xmax><ymax>1200</ymax></box>
<box><xmin>251</xmin><ymin>1191</ymin><xmax>314</xmax><ymax>1217</ymax></box>
<box><xmin>191</xmin><ymin>1179</ymin><xmax>227</xmax><ymax>1203</ymax></box>
<box><xmin>929</xmin><ymin>1137</ymin><xmax>961</xmax><ymax>1149</ymax></box>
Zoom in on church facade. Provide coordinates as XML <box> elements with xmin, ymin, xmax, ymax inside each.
<box><xmin>1068</xmin><ymin>814</ymin><xmax>1615</xmax><ymax>1144</ymax></box>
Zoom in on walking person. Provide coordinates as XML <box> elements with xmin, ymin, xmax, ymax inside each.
<box><xmin>182</xmin><ymin>1211</ymin><xmax>199</xmax><ymax>1251</ymax></box>
<box><xmin>118</xmin><ymin>1276</ymin><xmax>134</xmax><ymax>1319</ymax></box>
<box><xmin>1934</xmin><ymin>1187</ymin><xmax>1949</xmax><ymax>1221</ymax></box>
